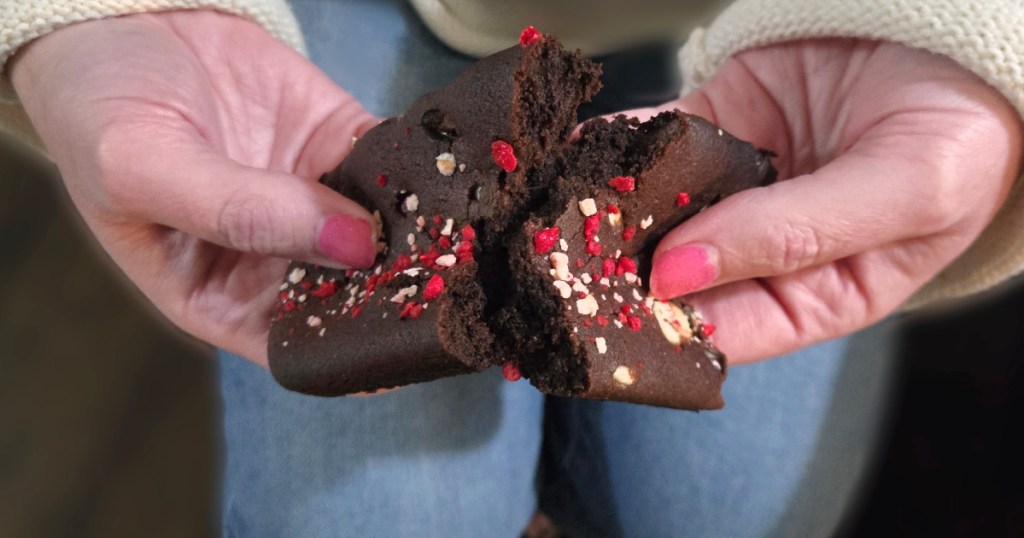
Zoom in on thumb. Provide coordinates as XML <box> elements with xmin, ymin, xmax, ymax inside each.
<box><xmin>112</xmin><ymin>139</ymin><xmax>379</xmax><ymax>268</ymax></box>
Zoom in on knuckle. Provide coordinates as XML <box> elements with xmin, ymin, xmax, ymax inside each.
<box><xmin>763</xmin><ymin>219</ymin><xmax>823</xmax><ymax>275</ymax></box>
<box><xmin>93</xmin><ymin>125</ymin><xmax>149</xmax><ymax>212</ymax></box>
<box><xmin>216</xmin><ymin>191</ymin><xmax>283</xmax><ymax>255</ymax></box>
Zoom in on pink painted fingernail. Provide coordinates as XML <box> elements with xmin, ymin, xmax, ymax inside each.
<box><xmin>650</xmin><ymin>244</ymin><xmax>717</xmax><ymax>299</ymax></box>
<box><xmin>318</xmin><ymin>215</ymin><xmax>377</xmax><ymax>268</ymax></box>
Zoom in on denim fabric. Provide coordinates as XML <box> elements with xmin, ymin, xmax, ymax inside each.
<box><xmin>217</xmin><ymin>1</ymin><xmax>899</xmax><ymax>535</ymax></box>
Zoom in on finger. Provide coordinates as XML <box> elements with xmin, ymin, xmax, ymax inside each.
<box><xmin>648</xmin><ymin>142</ymin><xmax>971</xmax><ymax>300</ymax></box>
<box><xmin>684</xmin><ymin>238</ymin><xmax>950</xmax><ymax>364</ymax></box>
<box><xmin>105</xmin><ymin>134</ymin><xmax>379</xmax><ymax>268</ymax></box>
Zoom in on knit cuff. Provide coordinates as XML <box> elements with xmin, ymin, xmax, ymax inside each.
<box><xmin>679</xmin><ymin>0</ymin><xmax>1024</xmax><ymax>308</ymax></box>
<box><xmin>1</xmin><ymin>0</ymin><xmax>306</xmax><ymax>97</ymax></box>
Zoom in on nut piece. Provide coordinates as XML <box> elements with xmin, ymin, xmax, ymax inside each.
<box><xmin>652</xmin><ymin>300</ymin><xmax>693</xmax><ymax>345</ymax></box>
<box><xmin>402</xmin><ymin>193</ymin><xmax>420</xmax><ymax>213</ymax></box>
<box><xmin>578</xmin><ymin>198</ymin><xmax>598</xmax><ymax>217</ymax></box>
<box><xmin>288</xmin><ymin>267</ymin><xmax>306</xmax><ymax>284</ymax></box>
<box><xmin>549</xmin><ymin>252</ymin><xmax>571</xmax><ymax>281</ymax></box>
<box><xmin>435</xmin><ymin>153</ymin><xmax>457</xmax><ymax>176</ymax></box>
<box><xmin>553</xmin><ymin>280</ymin><xmax>572</xmax><ymax>299</ymax></box>
<box><xmin>613</xmin><ymin>365</ymin><xmax>636</xmax><ymax>386</ymax></box>
<box><xmin>640</xmin><ymin>215</ymin><xmax>654</xmax><ymax>230</ymax></box>
<box><xmin>576</xmin><ymin>295</ymin><xmax>599</xmax><ymax>316</ymax></box>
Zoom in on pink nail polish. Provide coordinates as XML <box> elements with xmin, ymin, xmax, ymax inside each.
<box><xmin>651</xmin><ymin>244</ymin><xmax>717</xmax><ymax>299</ymax></box>
<box><xmin>318</xmin><ymin>215</ymin><xmax>376</xmax><ymax>268</ymax></box>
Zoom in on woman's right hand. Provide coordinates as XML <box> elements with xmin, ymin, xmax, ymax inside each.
<box><xmin>12</xmin><ymin>10</ymin><xmax>381</xmax><ymax>366</ymax></box>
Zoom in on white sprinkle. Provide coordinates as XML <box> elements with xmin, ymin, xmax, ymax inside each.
<box><xmin>614</xmin><ymin>249</ymin><xmax>622</xmax><ymax>259</ymax></box>
<box><xmin>436</xmin><ymin>153</ymin><xmax>457</xmax><ymax>176</ymax></box>
<box><xmin>596</xmin><ymin>337</ymin><xmax>608</xmax><ymax>354</ymax></box>
<box><xmin>576</xmin><ymin>295</ymin><xmax>599</xmax><ymax>316</ymax></box>
<box><xmin>608</xmin><ymin>211</ymin><xmax>622</xmax><ymax>228</ymax></box>
<box><xmin>640</xmin><ymin>215</ymin><xmax>654</xmax><ymax>229</ymax></box>
<box><xmin>559</xmin><ymin>238</ymin><xmax>569</xmax><ymax>252</ymax></box>
<box><xmin>282</xmin><ymin>341</ymin><xmax>289</xmax><ymax>347</ymax></box>
<box><xmin>390</xmin><ymin>285</ymin><xmax>419</xmax><ymax>304</ymax></box>
<box><xmin>403</xmin><ymin>193</ymin><xmax>420</xmax><ymax>213</ymax></box>
<box><xmin>549</xmin><ymin>252</ymin><xmax>571</xmax><ymax>280</ymax></box>
<box><xmin>633</xmin><ymin>289</ymin><xmax>644</xmax><ymax>302</ymax></box>
<box><xmin>288</xmin><ymin>267</ymin><xmax>306</xmax><ymax>284</ymax></box>
<box><xmin>571</xmin><ymin>280</ymin><xmax>588</xmax><ymax>294</ymax></box>
<box><xmin>601</xmin><ymin>294</ymin><xmax>607</xmax><ymax>301</ymax></box>
<box><xmin>435</xmin><ymin>254</ymin><xmax>457</xmax><ymax>267</ymax></box>
<box><xmin>416</xmin><ymin>215</ymin><xmax>426</xmax><ymax>231</ymax></box>
<box><xmin>440</xmin><ymin>218</ymin><xmax>455</xmax><ymax>236</ymax></box>
<box><xmin>573</xmin><ymin>326</ymin><xmax>578</xmax><ymax>333</ymax></box>
<box><xmin>578</xmin><ymin>198</ymin><xmax>598</xmax><ymax>217</ymax></box>
<box><xmin>711</xmin><ymin>359</ymin><xmax>722</xmax><ymax>370</ymax></box>
<box><xmin>279</xmin><ymin>282</ymin><xmax>288</xmax><ymax>291</ymax></box>
<box><xmin>613</xmin><ymin>365</ymin><xmax>636</xmax><ymax>386</ymax></box>
<box><xmin>317</xmin><ymin>275</ymin><xmax>325</xmax><ymax>285</ymax></box>
<box><xmin>581</xmin><ymin>273</ymin><xmax>593</xmax><ymax>284</ymax></box>
<box><xmin>319</xmin><ymin>328</ymin><xmax>326</xmax><ymax>337</ymax></box>
<box><xmin>458</xmin><ymin>163</ymin><xmax>467</xmax><ymax>172</ymax></box>
<box><xmin>351</xmin><ymin>136</ymin><xmax>358</xmax><ymax>149</ymax></box>
<box><xmin>614</xmin><ymin>319</ymin><xmax>624</xmax><ymax>329</ymax></box>
<box><xmin>717</xmin><ymin>128</ymin><xmax>723</xmax><ymax>136</ymax></box>
<box><xmin>375</xmin><ymin>265</ymin><xmax>383</xmax><ymax>275</ymax></box>
<box><xmin>624</xmin><ymin>272</ymin><xmax>638</xmax><ymax>284</ymax></box>
<box><xmin>613</xmin><ymin>293</ymin><xmax>624</xmax><ymax>303</ymax></box>
<box><xmin>696</xmin><ymin>362</ymin><xmax>702</xmax><ymax>369</ymax></box>
<box><xmin>297</xmin><ymin>294</ymin><xmax>307</xmax><ymax>303</ymax></box>
<box><xmin>599</xmin><ymin>277</ymin><xmax>611</xmax><ymax>287</ymax></box>
<box><xmin>288</xmin><ymin>290</ymin><xmax>295</xmax><ymax>299</ymax></box>
<box><xmin>553</xmin><ymin>280</ymin><xmax>573</xmax><ymax>299</ymax></box>
<box><xmin>382</xmin><ymin>312</ymin><xmax>388</xmax><ymax>318</ymax></box>
<box><xmin>403</xmin><ymin>268</ymin><xmax>423</xmax><ymax>277</ymax></box>
<box><xmin>306</xmin><ymin>315</ymin><xmax>322</xmax><ymax>327</ymax></box>
<box><xmin>407</xmin><ymin>233</ymin><xmax>416</xmax><ymax>246</ymax></box>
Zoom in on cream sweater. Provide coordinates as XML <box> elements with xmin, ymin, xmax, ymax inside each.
<box><xmin>2</xmin><ymin>0</ymin><xmax>1023</xmax><ymax>308</ymax></box>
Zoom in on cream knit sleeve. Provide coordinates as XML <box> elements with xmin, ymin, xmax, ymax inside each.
<box><xmin>0</xmin><ymin>0</ymin><xmax>304</xmax><ymax>151</ymax></box>
<box><xmin>679</xmin><ymin>0</ymin><xmax>1024</xmax><ymax>308</ymax></box>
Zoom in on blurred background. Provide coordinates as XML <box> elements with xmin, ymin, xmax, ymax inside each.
<box><xmin>2</xmin><ymin>1</ymin><xmax>1023</xmax><ymax>536</ymax></box>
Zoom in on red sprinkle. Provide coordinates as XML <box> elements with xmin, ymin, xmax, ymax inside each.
<box><xmin>399</xmin><ymin>301</ymin><xmax>424</xmax><ymax>319</ymax></box>
<box><xmin>419</xmin><ymin>245</ymin><xmax>441</xmax><ymax>268</ymax></box>
<box><xmin>616</xmin><ymin>256</ymin><xmax>637</xmax><ymax>276</ymax></box>
<box><xmin>583</xmin><ymin>214</ymin><xmax>600</xmax><ymax>241</ymax></box>
<box><xmin>299</xmin><ymin>280</ymin><xmax>313</xmax><ymax>290</ymax></box>
<box><xmin>606</xmin><ymin>204</ymin><xmax>620</xmax><ymax>214</ymax></box>
<box><xmin>460</xmin><ymin>224</ymin><xmax>477</xmax><ymax>242</ymax></box>
<box><xmin>596</xmin><ymin>314</ymin><xmax>609</xmax><ymax>327</ymax></box>
<box><xmin>608</xmin><ymin>176</ymin><xmax>636</xmax><ymax>192</ymax></box>
<box><xmin>456</xmin><ymin>240</ymin><xmax>475</xmax><ymax>262</ymax></box>
<box><xmin>502</xmin><ymin>362</ymin><xmax>522</xmax><ymax>382</ymax></box>
<box><xmin>586</xmin><ymin>240</ymin><xmax>603</xmax><ymax>257</ymax></box>
<box><xmin>622</xmin><ymin>226</ymin><xmax>637</xmax><ymax>242</ymax></box>
<box><xmin>578</xmin><ymin>292</ymin><xmax>588</xmax><ymax>299</ymax></box>
<box><xmin>283</xmin><ymin>300</ymin><xmax>298</xmax><ymax>312</ymax></box>
<box><xmin>583</xmin><ymin>319</ymin><xmax>593</xmax><ymax>328</ymax></box>
<box><xmin>519</xmin><ymin>26</ymin><xmax>542</xmax><ymax>47</ymax></box>
<box><xmin>491</xmin><ymin>140</ymin><xmax>518</xmax><ymax>172</ymax></box>
<box><xmin>310</xmin><ymin>281</ymin><xmax>338</xmax><ymax>299</ymax></box>
<box><xmin>428</xmin><ymin>228</ymin><xmax>441</xmax><ymax>240</ymax></box>
<box><xmin>640</xmin><ymin>303</ymin><xmax>652</xmax><ymax>315</ymax></box>
<box><xmin>602</xmin><ymin>258</ymin><xmax>616</xmax><ymax>278</ymax></box>
<box><xmin>439</xmin><ymin>236</ymin><xmax>452</xmax><ymax>250</ymax></box>
<box><xmin>533</xmin><ymin>227</ymin><xmax>561</xmax><ymax>254</ymax></box>
<box><xmin>575</xmin><ymin>258</ymin><xmax>586</xmax><ymax>269</ymax></box>
<box><xmin>617</xmin><ymin>312</ymin><xmax>629</xmax><ymax>324</ymax></box>
<box><xmin>351</xmin><ymin>305</ymin><xmax>365</xmax><ymax>318</ymax></box>
<box><xmin>620</xmin><ymin>305</ymin><xmax>632</xmax><ymax>315</ymax></box>
<box><xmin>423</xmin><ymin>274</ymin><xmax>445</xmax><ymax>301</ymax></box>
<box><xmin>628</xmin><ymin>315</ymin><xmax>642</xmax><ymax>332</ymax></box>
<box><xmin>703</xmin><ymin>323</ymin><xmax>717</xmax><ymax>337</ymax></box>
<box><xmin>393</xmin><ymin>254</ymin><xmax>413</xmax><ymax>272</ymax></box>
<box><xmin>676</xmin><ymin>192</ymin><xmax>691</xmax><ymax>206</ymax></box>
<box><xmin>376</xmin><ymin>174</ymin><xmax>388</xmax><ymax>187</ymax></box>
<box><xmin>433</xmin><ymin>215</ymin><xmax>443</xmax><ymax>226</ymax></box>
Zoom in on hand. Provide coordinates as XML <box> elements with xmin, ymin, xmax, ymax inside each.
<box><xmin>638</xmin><ymin>40</ymin><xmax>1022</xmax><ymax>363</ymax></box>
<box><xmin>11</xmin><ymin>11</ymin><xmax>381</xmax><ymax>366</ymax></box>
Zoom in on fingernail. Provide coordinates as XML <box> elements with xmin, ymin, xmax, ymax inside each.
<box><xmin>318</xmin><ymin>215</ymin><xmax>377</xmax><ymax>267</ymax></box>
<box><xmin>650</xmin><ymin>244</ymin><xmax>717</xmax><ymax>299</ymax></box>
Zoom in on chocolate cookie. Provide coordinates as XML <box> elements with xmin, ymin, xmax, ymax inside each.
<box><xmin>268</xmin><ymin>30</ymin><xmax>776</xmax><ymax>409</ymax></box>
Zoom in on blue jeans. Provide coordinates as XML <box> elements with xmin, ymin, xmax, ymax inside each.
<box><xmin>219</xmin><ymin>1</ymin><xmax>899</xmax><ymax>535</ymax></box>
